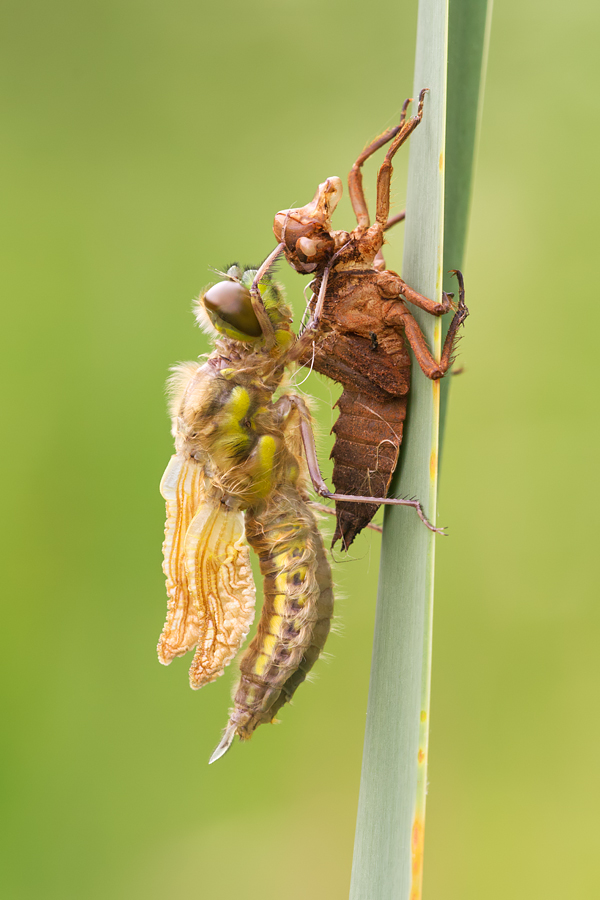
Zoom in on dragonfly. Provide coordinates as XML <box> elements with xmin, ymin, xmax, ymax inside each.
<box><xmin>158</xmin><ymin>254</ymin><xmax>449</xmax><ymax>760</ymax></box>
<box><xmin>270</xmin><ymin>90</ymin><xmax>469</xmax><ymax>548</ymax></box>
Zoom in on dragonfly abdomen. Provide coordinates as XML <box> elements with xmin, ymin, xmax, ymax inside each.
<box><xmin>225</xmin><ymin>487</ymin><xmax>333</xmax><ymax>742</ymax></box>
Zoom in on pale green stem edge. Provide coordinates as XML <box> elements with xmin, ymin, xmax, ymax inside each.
<box><xmin>440</xmin><ymin>0</ymin><xmax>494</xmax><ymax>446</ymax></box>
<box><xmin>349</xmin><ymin>1</ymin><xmax>492</xmax><ymax>898</ymax></box>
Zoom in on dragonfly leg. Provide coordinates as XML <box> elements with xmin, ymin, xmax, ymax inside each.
<box><xmin>383</xmin><ymin>271</ymin><xmax>469</xmax><ymax>379</ymax></box>
<box><xmin>308</xmin><ymin>501</ymin><xmax>383</xmax><ymax>534</ymax></box>
<box><xmin>376</xmin><ymin>88</ymin><xmax>428</xmax><ymax>227</ymax></box>
<box><xmin>348</xmin><ymin>97</ymin><xmax>411</xmax><ymax>231</ymax></box>
<box><xmin>384</xmin><ymin>210</ymin><xmax>406</xmax><ymax>231</ymax></box>
<box><xmin>249</xmin><ymin>242</ymin><xmax>286</xmax><ymax>346</ymax></box>
<box><xmin>288</xmin><ymin>262</ymin><xmax>333</xmax><ymax>364</ymax></box>
<box><xmin>378</xmin><ymin>269</ymin><xmax>454</xmax><ymax>316</ymax></box>
<box><xmin>288</xmin><ymin>394</ymin><xmax>444</xmax><ymax>535</ymax></box>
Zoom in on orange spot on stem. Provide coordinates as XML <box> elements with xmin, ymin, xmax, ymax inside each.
<box><xmin>430</xmin><ymin>449</ymin><xmax>438</xmax><ymax>481</ymax></box>
<box><xmin>410</xmin><ymin>814</ymin><xmax>426</xmax><ymax>900</ymax></box>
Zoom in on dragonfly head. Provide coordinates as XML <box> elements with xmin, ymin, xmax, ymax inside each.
<box><xmin>199</xmin><ymin>265</ymin><xmax>293</xmax><ymax>352</ymax></box>
<box><xmin>273</xmin><ymin>176</ymin><xmax>342</xmax><ymax>274</ymax></box>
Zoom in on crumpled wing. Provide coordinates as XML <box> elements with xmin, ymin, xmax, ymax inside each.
<box><xmin>158</xmin><ymin>453</ymin><xmax>206</xmax><ymax>664</ymax></box>
<box><xmin>158</xmin><ymin>454</ymin><xmax>256</xmax><ymax>686</ymax></box>
<box><xmin>184</xmin><ymin>502</ymin><xmax>256</xmax><ymax>689</ymax></box>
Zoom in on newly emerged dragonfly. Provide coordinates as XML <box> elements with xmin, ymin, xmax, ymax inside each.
<box><xmin>271</xmin><ymin>90</ymin><xmax>469</xmax><ymax>548</ymax></box>
<box><xmin>158</xmin><ymin>259</ymin><xmax>436</xmax><ymax>760</ymax></box>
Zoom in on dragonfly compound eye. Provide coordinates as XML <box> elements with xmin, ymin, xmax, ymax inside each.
<box><xmin>203</xmin><ymin>280</ymin><xmax>263</xmax><ymax>339</ymax></box>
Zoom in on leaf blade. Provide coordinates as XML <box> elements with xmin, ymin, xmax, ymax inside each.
<box><xmin>349</xmin><ymin>1</ymin><xmax>448</xmax><ymax>897</ymax></box>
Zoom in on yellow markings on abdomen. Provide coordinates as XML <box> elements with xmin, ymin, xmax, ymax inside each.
<box><xmin>273</xmin><ymin>594</ymin><xmax>287</xmax><ymax>615</ymax></box>
<box><xmin>274</xmin><ymin>571</ymin><xmax>287</xmax><ymax>593</ymax></box>
<box><xmin>261</xmin><ymin>634</ymin><xmax>277</xmax><ymax>656</ymax></box>
<box><xmin>253</xmin><ymin>654</ymin><xmax>269</xmax><ymax>676</ymax></box>
<box><xmin>268</xmin><ymin>615</ymin><xmax>283</xmax><ymax>635</ymax></box>
<box><xmin>252</xmin><ymin>546</ymin><xmax>311</xmax><ymax>675</ymax></box>
<box><xmin>228</xmin><ymin>498</ymin><xmax>335</xmax><ymax>741</ymax></box>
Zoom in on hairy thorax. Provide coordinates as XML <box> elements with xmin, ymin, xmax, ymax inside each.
<box><xmin>173</xmin><ymin>359</ymin><xmax>294</xmax><ymax>508</ymax></box>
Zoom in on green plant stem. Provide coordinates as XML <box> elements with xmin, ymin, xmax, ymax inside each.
<box><xmin>348</xmin><ymin>1</ymin><xmax>448</xmax><ymax>897</ymax></box>
<box><xmin>349</xmin><ymin>1</ymin><xmax>492</xmax><ymax>897</ymax></box>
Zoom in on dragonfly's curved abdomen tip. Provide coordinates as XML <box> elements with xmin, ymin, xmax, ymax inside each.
<box><xmin>208</xmin><ymin>723</ymin><xmax>236</xmax><ymax>764</ymax></box>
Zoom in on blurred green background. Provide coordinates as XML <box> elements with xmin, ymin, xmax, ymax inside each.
<box><xmin>2</xmin><ymin>0</ymin><xmax>599</xmax><ymax>897</ymax></box>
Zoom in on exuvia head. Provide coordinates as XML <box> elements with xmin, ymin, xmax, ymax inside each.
<box><xmin>273</xmin><ymin>177</ymin><xmax>342</xmax><ymax>274</ymax></box>
<box><xmin>197</xmin><ymin>265</ymin><xmax>293</xmax><ymax>350</ymax></box>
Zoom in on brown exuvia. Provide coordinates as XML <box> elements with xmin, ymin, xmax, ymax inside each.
<box><xmin>274</xmin><ymin>90</ymin><xmax>469</xmax><ymax>549</ymax></box>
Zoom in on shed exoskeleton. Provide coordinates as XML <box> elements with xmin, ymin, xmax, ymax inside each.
<box><xmin>271</xmin><ymin>90</ymin><xmax>469</xmax><ymax>549</ymax></box>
